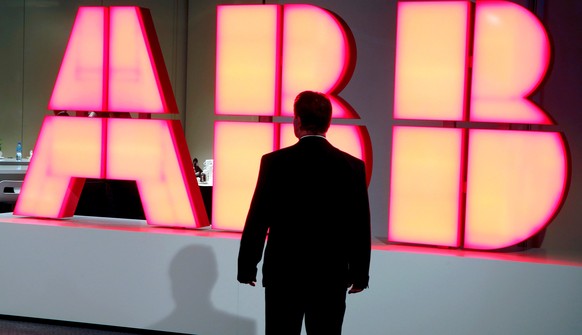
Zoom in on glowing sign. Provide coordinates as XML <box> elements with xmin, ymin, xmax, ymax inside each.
<box><xmin>14</xmin><ymin>2</ymin><xmax>569</xmax><ymax>249</ymax></box>
<box><xmin>214</xmin><ymin>4</ymin><xmax>372</xmax><ymax>231</ymax></box>
<box><xmin>389</xmin><ymin>1</ymin><xmax>569</xmax><ymax>249</ymax></box>
<box><xmin>15</xmin><ymin>6</ymin><xmax>208</xmax><ymax>228</ymax></box>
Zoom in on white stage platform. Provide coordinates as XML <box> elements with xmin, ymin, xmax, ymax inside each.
<box><xmin>0</xmin><ymin>213</ymin><xmax>581</xmax><ymax>335</ymax></box>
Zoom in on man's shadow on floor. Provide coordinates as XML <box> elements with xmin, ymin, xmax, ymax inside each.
<box><xmin>152</xmin><ymin>244</ymin><xmax>256</xmax><ymax>335</ymax></box>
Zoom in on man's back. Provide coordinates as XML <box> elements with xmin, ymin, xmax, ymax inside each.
<box><xmin>240</xmin><ymin>136</ymin><xmax>370</xmax><ymax>288</ymax></box>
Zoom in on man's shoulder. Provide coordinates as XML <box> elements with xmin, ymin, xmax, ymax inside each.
<box><xmin>328</xmin><ymin>144</ymin><xmax>365</xmax><ymax>167</ymax></box>
<box><xmin>259</xmin><ymin>144</ymin><xmax>299</xmax><ymax>167</ymax></box>
<box><xmin>336</xmin><ymin>146</ymin><xmax>362</xmax><ymax>162</ymax></box>
<box><xmin>263</xmin><ymin>144</ymin><xmax>296</xmax><ymax>159</ymax></box>
<box><xmin>263</xmin><ymin>138</ymin><xmax>363</xmax><ymax>167</ymax></box>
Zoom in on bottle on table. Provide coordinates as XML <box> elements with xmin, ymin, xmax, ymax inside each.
<box><xmin>16</xmin><ymin>142</ymin><xmax>22</xmax><ymax>161</ymax></box>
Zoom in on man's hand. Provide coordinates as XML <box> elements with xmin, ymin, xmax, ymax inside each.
<box><xmin>237</xmin><ymin>274</ymin><xmax>257</xmax><ymax>286</ymax></box>
<box><xmin>348</xmin><ymin>286</ymin><xmax>364</xmax><ymax>294</ymax></box>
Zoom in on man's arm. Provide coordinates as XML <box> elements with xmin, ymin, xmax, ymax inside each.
<box><xmin>348</xmin><ymin>159</ymin><xmax>372</xmax><ymax>293</ymax></box>
<box><xmin>237</xmin><ymin>156</ymin><xmax>272</xmax><ymax>286</ymax></box>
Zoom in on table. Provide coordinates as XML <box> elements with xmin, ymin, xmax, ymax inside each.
<box><xmin>0</xmin><ymin>158</ymin><xmax>30</xmax><ymax>165</ymax></box>
<box><xmin>0</xmin><ymin>165</ymin><xmax>27</xmax><ymax>211</ymax></box>
<box><xmin>0</xmin><ymin>165</ymin><xmax>27</xmax><ymax>181</ymax></box>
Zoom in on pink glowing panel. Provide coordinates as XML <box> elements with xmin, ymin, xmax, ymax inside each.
<box><xmin>212</xmin><ymin>122</ymin><xmax>276</xmax><ymax>231</ymax></box>
<box><xmin>329</xmin><ymin>98</ymin><xmax>359</xmax><ymax>119</ymax></box>
<box><xmin>389</xmin><ymin>126</ymin><xmax>464</xmax><ymax>247</ymax></box>
<box><xmin>108</xmin><ymin>7</ymin><xmax>170</xmax><ymax>114</ymax></box>
<box><xmin>464</xmin><ymin>129</ymin><xmax>568</xmax><ymax>249</ymax></box>
<box><xmin>14</xmin><ymin>116</ymin><xmax>104</xmax><ymax>218</ymax></box>
<box><xmin>280</xmin><ymin>5</ymin><xmax>355</xmax><ymax>118</ymax></box>
<box><xmin>48</xmin><ymin>7</ymin><xmax>106</xmax><ymax>111</ymax></box>
<box><xmin>280</xmin><ymin>123</ymin><xmax>373</xmax><ymax>183</ymax></box>
<box><xmin>394</xmin><ymin>1</ymin><xmax>470</xmax><ymax>121</ymax></box>
<box><xmin>470</xmin><ymin>1</ymin><xmax>551</xmax><ymax>124</ymax></box>
<box><xmin>216</xmin><ymin>5</ymin><xmax>280</xmax><ymax>116</ymax></box>
<box><xmin>106</xmin><ymin>118</ymin><xmax>208</xmax><ymax>228</ymax></box>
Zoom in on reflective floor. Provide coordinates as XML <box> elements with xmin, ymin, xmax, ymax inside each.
<box><xmin>0</xmin><ymin>317</ymin><xmax>180</xmax><ymax>335</ymax></box>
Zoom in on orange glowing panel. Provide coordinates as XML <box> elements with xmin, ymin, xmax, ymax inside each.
<box><xmin>108</xmin><ymin>7</ymin><xmax>175</xmax><ymax>114</ymax></box>
<box><xmin>49</xmin><ymin>6</ymin><xmax>176</xmax><ymax>114</ymax></box>
<box><xmin>279</xmin><ymin>123</ymin><xmax>297</xmax><ymax>149</ymax></box>
<box><xmin>213</xmin><ymin>122</ymin><xmax>276</xmax><ymax>230</ymax></box>
<box><xmin>464</xmin><ymin>130</ymin><xmax>568</xmax><ymax>249</ymax></box>
<box><xmin>216</xmin><ymin>5</ymin><xmax>280</xmax><ymax>116</ymax></box>
<box><xmin>280</xmin><ymin>5</ymin><xmax>355</xmax><ymax>118</ymax></box>
<box><xmin>470</xmin><ymin>1</ymin><xmax>551</xmax><ymax>123</ymax></box>
<box><xmin>48</xmin><ymin>7</ymin><xmax>106</xmax><ymax>111</ymax></box>
<box><xmin>14</xmin><ymin>116</ymin><xmax>104</xmax><ymax>218</ymax></box>
<box><xmin>394</xmin><ymin>1</ymin><xmax>471</xmax><ymax>121</ymax></box>
<box><xmin>106</xmin><ymin>119</ymin><xmax>207</xmax><ymax>228</ymax></box>
<box><xmin>389</xmin><ymin>126</ymin><xmax>464</xmax><ymax>247</ymax></box>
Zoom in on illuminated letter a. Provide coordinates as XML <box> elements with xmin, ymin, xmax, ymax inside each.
<box><xmin>15</xmin><ymin>7</ymin><xmax>209</xmax><ymax>228</ymax></box>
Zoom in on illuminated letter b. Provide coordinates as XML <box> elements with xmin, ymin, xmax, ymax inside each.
<box><xmin>214</xmin><ymin>5</ymin><xmax>372</xmax><ymax>231</ymax></box>
<box><xmin>389</xmin><ymin>1</ymin><xmax>569</xmax><ymax>250</ymax></box>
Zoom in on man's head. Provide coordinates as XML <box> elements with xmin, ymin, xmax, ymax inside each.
<box><xmin>293</xmin><ymin>91</ymin><xmax>332</xmax><ymax>138</ymax></box>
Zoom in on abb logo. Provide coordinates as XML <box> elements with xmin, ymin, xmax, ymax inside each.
<box><xmin>213</xmin><ymin>4</ymin><xmax>373</xmax><ymax>230</ymax></box>
<box><xmin>14</xmin><ymin>7</ymin><xmax>208</xmax><ymax>228</ymax></box>
<box><xmin>389</xmin><ymin>1</ymin><xmax>569</xmax><ymax>249</ymax></box>
<box><xmin>13</xmin><ymin>2</ymin><xmax>569</xmax><ymax>251</ymax></box>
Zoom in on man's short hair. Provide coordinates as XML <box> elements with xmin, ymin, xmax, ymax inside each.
<box><xmin>294</xmin><ymin>91</ymin><xmax>332</xmax><ymax>133</ymax></box>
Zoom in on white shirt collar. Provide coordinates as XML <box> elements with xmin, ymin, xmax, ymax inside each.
<box><xmin>300</xmin><ymin>135</ymin><xmax>326</xmax><ymax>140</ymax></box>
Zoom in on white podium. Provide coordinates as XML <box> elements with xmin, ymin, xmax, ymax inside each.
<box><xmin>0</xmin><ymin>213</ymin><xmax>580</xmax><ymax>335</ymax></box>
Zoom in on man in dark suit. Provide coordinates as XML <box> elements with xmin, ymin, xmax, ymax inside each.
<box><xmin>238</xmin><ymin>91</ymin><xmax>371</xmax><ymax>335</ymax></box>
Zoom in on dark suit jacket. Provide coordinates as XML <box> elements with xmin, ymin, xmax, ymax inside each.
<box><xmin>238</xmin><ymin>136</ymin><xmax>371</xmax><ymax>289</ymax></box>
